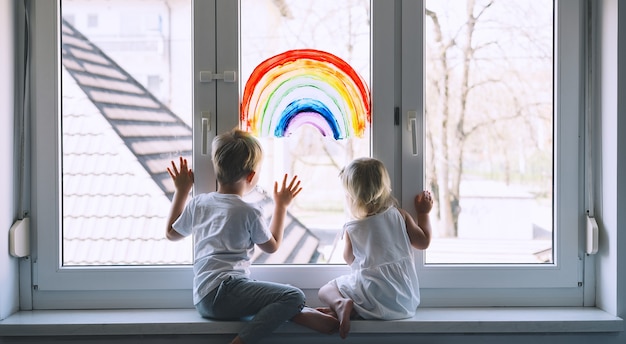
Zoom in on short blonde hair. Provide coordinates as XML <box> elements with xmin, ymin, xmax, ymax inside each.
<box><xmin>212</xmin><ymin>129</ymin><xmax>263</xmax><ymax>185</ymax></box>
<box><xmin>340</xmin><ymin>158</ymin><xmax>397</xmax><ymax>219</ymax></box>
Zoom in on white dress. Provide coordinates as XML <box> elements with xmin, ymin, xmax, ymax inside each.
<box><xmin>333</xmin><ymin>207</ymin><xmax>420</xmax><ymax>320</ymax></box>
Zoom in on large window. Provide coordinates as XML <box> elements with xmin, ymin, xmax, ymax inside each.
<box><xmin>423</xmin><ymin>0</ymin><xmax>554</xmax><ymax>265</ymax></box>
<box><xmin>29</xmin><ymin>0</ymin><xmax>586</xmax><ymax>309</ymax></box>
<box><xmin>60</xmin><ymin>0</ymin><xmax>193</xmax><ymax>266</ymax></box>
<box><xmin>60</xmin><ymin>0</ymin><xmax>371</xmax><ymax>267</ymax></box>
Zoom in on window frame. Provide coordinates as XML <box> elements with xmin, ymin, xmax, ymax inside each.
<box><xmin>27</xmin><ymin>0</ymin><xmax>588</xmax><ymax>310</ymax></box>
<box><xmin>403</xmin><ymin>0</ymin><xmax>584</xmax><ymax>295</ymax></box>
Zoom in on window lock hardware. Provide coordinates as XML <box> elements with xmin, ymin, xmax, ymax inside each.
<box><xmin>199</xmin><ymin>71</ymin><xmax>237</xmax><ymax>83</ymax></box>
<box><xmin>9</xmin><ymin>217</ymin><xmax>30</xmax><ymax>258</ymax></box>
<box><xmin>394</xmin><ymin>107</ymin><xmax>400</xmax><ymax>126</ymax></box>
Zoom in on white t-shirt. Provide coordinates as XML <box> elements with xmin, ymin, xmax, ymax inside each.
<box><xmin>172</xmin><ymin>192</ymin><xmax>272</xmax><ymax>304</ymax></box>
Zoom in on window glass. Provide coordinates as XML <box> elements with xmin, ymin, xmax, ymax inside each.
<box><xmin>423</xmin><ymin>0</ymin><xmax>554</xmax><ymax>264</ymax></box>
<box><xmin>30</xmin><ymin>0</ymin><xmax>583</xmax><ymax>308</ymax></box>
<box><xmin>240</xmin><ymin>0</ymin><xmax>371</xmax><ymax>264</ymax></box>
<box><xmin>61</xmin><ymin>0</ymin><xmax>193</xmax><ymax>265</ymax></box>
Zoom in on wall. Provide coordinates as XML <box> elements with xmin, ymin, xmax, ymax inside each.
<box><xmin>612</xmin><ymin>0</ymin><xmax>625</xmax><ymax>320</ymax></box>
<box><xmin>596</xmin><ymin>0</ymin><xmax>625</xmax><ymax>319</ymax></box>
<box><xmin>1</xmin><ymin>0</ymin><xmax>625</xmax><ymax>342</ymax></box>
<box><xmin>603</xmin><ymin>0</ymin><xmax>626</xmax><ymax>318</ymax></box>
<box><xmin>0</xmin><ymin>0</ymin><xmax>19</xmax><ymax>321</ymax></box>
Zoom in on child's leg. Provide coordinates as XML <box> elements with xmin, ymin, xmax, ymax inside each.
<box><xmin>318</xmin><ymin>281</ymin><xmax>355</xmax><ymax>339</ymax></box>
<box><xmin>210</xmin><ymin>277</ymin><xmax>305</xmax><ymax>344</ymax></box>
<box><xmin>291</xmin><ymin>306</ymin><xmax>339</xmax><ymax>334</ymax></box>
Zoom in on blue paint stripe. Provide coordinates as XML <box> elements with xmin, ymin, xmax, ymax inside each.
<box><xmin>275</xmin><ymin>99</ymin><xmax>343</xmax><ymax>140</ymax></box>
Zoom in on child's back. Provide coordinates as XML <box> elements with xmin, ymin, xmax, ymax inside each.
<box><xmin>339</xmin><ymin>206</ymin><xmax>421</xmax><ymax>320</ymax></box>
<box><xmin>172</xmin><ymin>192</ymin><xmax>270</xmax><ymax>304</ymax></box>
<box><xmin>318</xmin><ymin>157</ymin><xmax>433</xmax><ymax>339</ymax></box>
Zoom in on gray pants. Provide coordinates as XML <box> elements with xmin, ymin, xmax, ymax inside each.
<box><xmin>196</xmin><ymin>276</ymin><xmax>305</xmax><ymax>344</ymax></box>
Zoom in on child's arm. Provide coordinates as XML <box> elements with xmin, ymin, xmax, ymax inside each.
<box><xmin>165</xmin><ymin>157</ymin><xmax>194</xmax><ymax>241</ymax></box>
<box><xmin>400</xmin><ymin>190</ymin><xmax>433</xmax><ymax>250</ymax></box>
<box><xmin>343</xmin><ymin>232</ymin><xmax>355</xmax><ymax>265</ymax></box>
<box><xmin>257</xmin><ymin>174</ymin><xmax>302</xmax><ymax>253</ymax></box>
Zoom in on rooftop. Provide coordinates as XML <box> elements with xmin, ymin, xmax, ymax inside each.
<box><xmin>60</xmin><ymin>18</ymin><xmax>320</xmax><ymax>266</ymax></box>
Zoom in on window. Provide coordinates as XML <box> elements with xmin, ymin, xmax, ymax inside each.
<box><xmin>60</xmin><ymin>0</ymin><xmax>193</xmax><ymax>267</ymax></box>
<box><xmin>239</xmin><ymin>0</ymin><xmax>372</xmax><ymax>264</ymax></box>
<box><xmin>423</xmin><ymin>0</ymin><xmax>554</xmax><ymax>265</ymax></box>
<box><xmin>400</xmin><ymin>0</ymin><xmax>583</xmax><ymax>304</ymax></box>
<box><xmin>28</xmin><ymin>0</ymin><xmax>586</xmax><ymax>309</ymax></box>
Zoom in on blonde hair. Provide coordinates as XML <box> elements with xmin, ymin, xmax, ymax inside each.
<box><xmin>212</xmin><ymin>129</ymin><xmax>263</xmax><ymax>185</ymax></box>
<box><xmin>340</xmin><ymin>158</ymin><xmax>397</xmax><ymax>219</ymax></box>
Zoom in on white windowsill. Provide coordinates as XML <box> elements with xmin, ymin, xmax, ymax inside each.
<box><xmin>0</xmin><ymin>307</ymin><xmax>622</xmax><ymax>337</ymax></box>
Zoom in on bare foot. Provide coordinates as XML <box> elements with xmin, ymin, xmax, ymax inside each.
<box><xmin>229</xmin><ymin>335</ymin><xmax>244</xmax><ymax>344</ymax></box>
<box><xmin>335</xmin><ymin>298</ymin><xmax>354</xmax><ymax>339</ymax></box>
<box><xmin>291</xmin><ymin>306</ymin><xmax>340</xmax><ymax>334</ymax></box>
<box><xmin>315</xmin><ymin>306</ymin><xmax>337</xmax><ymax>317</ymax></box>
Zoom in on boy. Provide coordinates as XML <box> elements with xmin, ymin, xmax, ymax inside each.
<box><xmin>166</xmin><ymin>129</ymin><xmax>338</xmax><ymax>344</ymax></box>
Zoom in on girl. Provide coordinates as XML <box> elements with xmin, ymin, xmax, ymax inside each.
<box><xmin>318</xmin><ymin>157</ymin><xmax>433</xmax><ymax>339</ymax></box>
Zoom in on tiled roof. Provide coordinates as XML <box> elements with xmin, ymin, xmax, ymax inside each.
<box><xmin>60</xmin><ymin>19</ymin><xmax>319</xmax><ymax>265</ymax></box>
<box><xmin>62</xmin><ymin>67</ymin><xmax>188</xmax><ymax>265</ymax></box>
<box><xmin>62</xmin><ymin>19</ymin><xmax>191</xmax><ymax>200</ymax></box>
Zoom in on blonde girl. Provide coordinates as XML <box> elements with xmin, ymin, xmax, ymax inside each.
<box><xmin>318</xmin><ymin>157</ymin><xmax>433</xmax><ymax>339</ymax></box>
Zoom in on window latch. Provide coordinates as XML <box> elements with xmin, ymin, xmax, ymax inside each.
<box><xmin>199</xmin><ymin>71</ymin><xmax>237</xmax><ymax>83</ymax></box>
<box><xmin>9</xmin><ymin>217</ymin><xmax>30</xmax><ymax>258</ymax></box>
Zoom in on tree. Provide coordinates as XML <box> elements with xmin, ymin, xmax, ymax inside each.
<box><xmin>425</xmin><ymin>0</ymin><xmax>553</xmax><ymax>237</ymax></box>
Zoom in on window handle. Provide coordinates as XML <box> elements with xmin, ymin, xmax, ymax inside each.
<box><xmin>586</xmin><ymin>215</ymin><xmax>599</xmax><ymax>254</ymax></box>
<box><xmin>408</xmin><ymin>111</ymin><xmax>419</xmax><ymax>156</ymax></box>
<box><xmin>201</xmin><ymin>111</ymin><xmax>211</xmax><ymax>156</ymax></box>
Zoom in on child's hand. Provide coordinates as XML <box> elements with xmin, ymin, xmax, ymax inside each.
<box><xmin>274</xmin><ymin>174</ymin><xmax>302</xmax><ymax>209</ymax></box>
<box><xmin>414</xmin><ymin>190</ymin><xmax>433</xmax><ymax>214</ymax></box>
<box><xmin>167</xmin><ymin>157</ymin><xmax>194</xmax><ymax>194</ymax></box>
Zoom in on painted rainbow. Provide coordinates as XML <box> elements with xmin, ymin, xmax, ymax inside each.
<box><xmin>241</xmin><ymin>49</ymin><xmax>371</xmax><ymax>140</ymax></box>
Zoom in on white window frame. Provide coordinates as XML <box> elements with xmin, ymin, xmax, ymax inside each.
<box><xmin>26</xmin><ymin>0</ymin><xmax>587</xmax><ymax>310</ymax></box>
<box><xmin>398</xmin><ymin>0</ymin><xmax>586</xmax><ymax>307</ymax></box>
